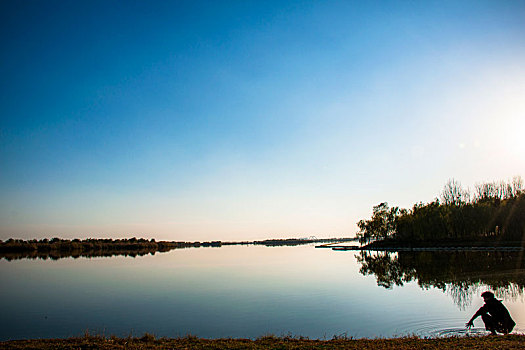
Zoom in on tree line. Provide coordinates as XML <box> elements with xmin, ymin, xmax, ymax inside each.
<box><xmin>0</xmin><ymin>238</ymin><xmax>222</xmax><ymax>260</ymax></box>
<box><xmin>0</xmin><ymin>237</ymin><xmax>354</xmax><ymax>260</ymax></box>
<box><xmin>356</xmin><ymin>177</ymin><xmax>525</xmax><ymax>245</ymax></box>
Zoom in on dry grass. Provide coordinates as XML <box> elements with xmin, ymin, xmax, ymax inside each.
<box><xmin>1</xmin><ymin>334</ymin><xmax>524</xmax><ymax>349</ymax></box>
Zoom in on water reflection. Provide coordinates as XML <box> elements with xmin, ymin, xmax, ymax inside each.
<box><xmin>0</xmin><ymin>249</ymin><xmax>161</xmax><ymax>261</ymax></box>
<box><xmin>356</xmin><ymin>250</ymin><xmax>525</xmax><ymax>309</ymax></box>
<box><xmin>1</xmin><ymin>246</ymin><xmax>523</xmax><ymax>340</ymax></box>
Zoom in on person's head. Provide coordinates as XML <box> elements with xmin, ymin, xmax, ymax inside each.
<box><xmin>481</xmin><ymin>291</ymin><xmax>495</xmax><ymax>301</ymax></box>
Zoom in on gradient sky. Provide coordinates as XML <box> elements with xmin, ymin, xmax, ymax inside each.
<box><xmin>1</xmin><ymin>1</ymin><xmax>524</xmax><ymax>241</ymax></box>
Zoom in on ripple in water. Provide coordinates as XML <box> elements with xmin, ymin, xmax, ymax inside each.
<box><xmin>430</xmin><ymin>327</ymin><xmax>525</xmax><ymax>337</ymax></box>
<box><xmin>389</xmin><ymin>316</ymin><xmax>497</xmax><ymax>338</ymax></box>
<box><xmin>430</xmin><ymin>327</ymin><xmax>487</xmax><ymax>337</ymax></box>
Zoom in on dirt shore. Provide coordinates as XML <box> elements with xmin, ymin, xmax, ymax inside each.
<box><xmin>1</xmin><ymin>334</ymin><xmax>524</xmax><ymax>349</ymax></box>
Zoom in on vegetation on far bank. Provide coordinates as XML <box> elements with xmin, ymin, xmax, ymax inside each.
<box><xmin>0</xmin><ymin>237</ymin><xmax>353</xmax><ymax>261</ymax></box>
<box><xmin>356</xmin><ymin>177</ymin><xmax>525</xmax><ymax>247</ymax></box>
<box><xmin>2</xmin><ymin>333</ymin><xmax>525</xmax><ymax>350</ymax></box>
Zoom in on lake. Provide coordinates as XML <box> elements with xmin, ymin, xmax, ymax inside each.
<box><xmin>1</xmin><ymin>244</ymin><xmax>524</xmax><ymax>340</ymax></box>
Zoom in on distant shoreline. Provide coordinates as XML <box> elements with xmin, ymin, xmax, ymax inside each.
<box><xmin>0</xmin><ymin>237</ymin><xmax>355</xmax><ymax>260</ymax></box>
<box><xmin>321</xmin><ymin>239</ymin><xmax>525</xmax><ymax>251</ymax></box>
<box><xmin>361</xmin><ymin>238</ymin><xmax>525</xmax><ymax>250</ymax></box>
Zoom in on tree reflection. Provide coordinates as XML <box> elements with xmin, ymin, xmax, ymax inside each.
<box><xmin>356</xmin><ymin>250</ymin><xmax>525</xmax><ymax>309</ymax></box>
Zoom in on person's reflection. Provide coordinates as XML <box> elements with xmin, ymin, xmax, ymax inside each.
<box><xmin>466</xmin><ymin>291</ymin><xmax>515</xmax><ymax>335</ymax></box>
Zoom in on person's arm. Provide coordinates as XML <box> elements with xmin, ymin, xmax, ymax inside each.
<box><xmin>466</xmin><ymin>306</ymin><xmax>485</xmax><ymax>328</ymax></box>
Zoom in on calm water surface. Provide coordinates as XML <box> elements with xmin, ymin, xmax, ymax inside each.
<box><xmin>1</xmin><ymin>245</ymin><xmax>524</xmax><ymax>340</ymax></box>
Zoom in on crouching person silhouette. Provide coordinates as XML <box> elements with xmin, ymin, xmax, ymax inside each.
<box><xmin>466</xmin><ymin>291</ymin><xmax>515</xmax><ymax>335</ymax></box>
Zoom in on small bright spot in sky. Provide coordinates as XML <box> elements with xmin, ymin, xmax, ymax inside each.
<box><xmin>0</xmin><ymin>1</ymin><xmax>524</xmax><ymax>241</ymax></box>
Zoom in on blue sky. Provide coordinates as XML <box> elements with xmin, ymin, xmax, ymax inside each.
<box><xmin>1</xmin><ymin>1</ymin><xmax>524</xmax><ymax>240</ymax></box>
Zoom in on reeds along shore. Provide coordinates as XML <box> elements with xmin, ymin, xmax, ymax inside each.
<box><xmin>1</xmin><ymin>334</ymin><xmax>525</xmax><ymax>350</ymax></box>
<box><xmin>0</xmin><ymin>237</ymin><xmax>353</xmax><ymax>260</ymax></box>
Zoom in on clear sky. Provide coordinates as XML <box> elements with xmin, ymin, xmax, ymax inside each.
<box><xmin>1</xmin><ymin>1</ymin><xmax>524</xmax><ymax>241</ymax></box>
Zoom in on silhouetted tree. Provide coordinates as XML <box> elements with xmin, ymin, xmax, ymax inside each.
<box><xmin>357</xmin><ymin>203</ymin><xmax>399</xmax><ymax>243</ymax></box>
<box><xmin>358</xmin><ymin>177</ymin><xmax>525</xmax><ymax>244</ymax></box>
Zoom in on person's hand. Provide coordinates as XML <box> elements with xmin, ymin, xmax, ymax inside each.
<box><xmin>466</xmin><ymin>320</ymin><xmax>474</xmax><ymax>329</ymax></box>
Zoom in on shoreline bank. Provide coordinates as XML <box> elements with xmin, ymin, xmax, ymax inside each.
<box><xmin>317</xmin><ymin>239</ymin><xmax>525</xmax><ymax>251</ymax></box>
<box><xmin>2</xmin><ymin>334</ymin><xmax>525</xmax><ymax>349</ymax></box>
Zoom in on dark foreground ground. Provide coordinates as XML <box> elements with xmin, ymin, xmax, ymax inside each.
<box><xmin>1</xmin><ymin>334</ymin><xmax>524</xmax><ymax>349</ymax></box>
